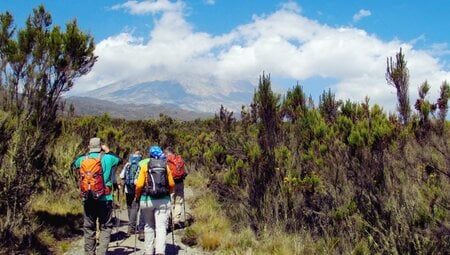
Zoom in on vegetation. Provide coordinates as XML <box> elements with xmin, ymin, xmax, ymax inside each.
<box><xmin>1</xmin><ymin>6</ymin><xmax>449</xmax><ymax>255</ymax></box>
<box><xmin>0</xmin><ymin>5</ymin><xmax>95</xmax><ymax>254</ymax></box>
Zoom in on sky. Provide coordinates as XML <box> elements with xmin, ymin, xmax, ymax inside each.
<box><xmin>2</xmin><ymin>0</ymin><xmax>450</xmax><ymax>112</ymax></box>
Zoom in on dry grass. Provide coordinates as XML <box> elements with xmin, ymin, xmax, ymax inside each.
<box><xmin>31</xmin><ymin>190</ymin><xmax>83</xmax><ymax>254</ymax></box>
<box><xmin>186</xmin><ymin>170</ymin><xmax>319</xmax><ymax>255</ymax></box>
<box><xmin>32</xmin><ymin>190</ymin><xmax>82</xmax><ymax>216</ymax></box>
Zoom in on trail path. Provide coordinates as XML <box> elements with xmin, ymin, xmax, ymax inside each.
<box><xmin>64</xmin><ymin>187</ymin><xmax>210</xmax><ymax>255</ymax></box>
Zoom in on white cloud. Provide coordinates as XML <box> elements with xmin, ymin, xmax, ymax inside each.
<box><xmin>429</xmin><ymin>43</ymin><xmax>450</xmax><ymax>56</ymax></box>
<box><xmin>74</xmin><ymin>1</ymin><xmax>450</xmax><ymax>113</ymax></box>
<box><xmin>204</xmin><ymin>0</ymin><xmax>215</xmax><ymax>5</ymax></box>
<box><xmin>353</xmin><ymin>9</ymin><xmax>371</xmax><ymax>22</ymax></box>
<box><xmin>111</xmin><ymin>0</ymin><xmax>184</xmax><ymax>15</ymax></box>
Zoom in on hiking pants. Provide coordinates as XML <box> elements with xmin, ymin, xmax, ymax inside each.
<box><xmin>140</xmin><ymin>197</ymin><xmax>171</xmax><ymax>255</ymax></box>
<box><xmin>125</xmin><ymin>192</ymin><xmax>139</xmax><ymax>232</ymax></box>
<box><xmin>171</xmin><ymin>180</ymin><xmax>185</xmax><ymax>224</ymax></box>
<box><xmin>83</xmin><ymin>200</ymin><xmax>113</xmax><ymax>255</ymax></box>
<box><xmin>137</xmin><ymin>208</ymin><xmax>145</xmax><ymax>232</ymax></box>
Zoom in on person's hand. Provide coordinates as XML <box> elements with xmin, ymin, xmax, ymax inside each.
<box><xmin>101</xmin><ymin>144</ymin><xmax>110</xmax><ymax>153</ymax></box>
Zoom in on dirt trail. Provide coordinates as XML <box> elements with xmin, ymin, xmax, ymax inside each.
<box><xmin>64</xmin><ymin>187</ymin><xmax>210</xmax><ymax>255</ymax></box>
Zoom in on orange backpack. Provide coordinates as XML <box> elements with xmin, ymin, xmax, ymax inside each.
<box><xmin>79</xmin><ymin>154</ymin><xmax>110</xmax><ymax>199</ymax></box>
<box><xmin>167</xmin><ymin>154</ymin><xmax>186</xmax><ymax>180</ymax></box>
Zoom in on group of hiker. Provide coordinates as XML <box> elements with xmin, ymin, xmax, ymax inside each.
<box><xmin>73</xmin><ymin>137</ymin><xmax>188</xmax><ymax>255</ymax></box>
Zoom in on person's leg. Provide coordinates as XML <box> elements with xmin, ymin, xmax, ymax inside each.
<box><xmin>138</xmin><ymin>204</ymin><xmax>146</xmax><ymax>229</ymax></box>
<box><xmin>154</xmin><ymin>198</ymin><xmax>170</xmax><ymax>254</ymax></box>
<box><xmin>173</xmin><ymin>181</ymin><xmax>184</xmax><ymax>224</ymax></box>
<box><xmin>97</xmin><ymin>200</ymin><xmax>113</xmax><ymax>255</ymax></box>
<box><xmin>83</xmin><ymin>200</ymin><xmax>97</xmax><ymax>255</ymax></box>
<box><xmin>141</xmin><ymin>200</ymin><xmax>156</xmax><ymax>255</ymax></box>
<box><xmin>126</xmin><ymin>193</ymin><xmax>138</xmax><ymax>233</ymax></box>
<box><xmin>137</xmin><ymin>205</ymin><xmax>145</xmax><ymax>240</ymax></box>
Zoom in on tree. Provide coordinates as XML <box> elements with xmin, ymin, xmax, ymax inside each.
<box><xmin>386</xmin><ymin>48</ymin><xmax>411</xmax><ymax>125</ymax></box>
<box><xmin>437</xmin><ymin>81</ymin><xmax>450</xmax><ymax>131</ymax></box>
<box><xmin>319</xmin><ymin>88</ymin><xmax>341</xmax><ymax>123</ymax></box>
<box><xmin>414</xmin><ymin>81</ymin><xmax>432</xmax><ymax>128</ymax></box>
<box><xmin>280</xmin><ymin>83</ymin><xmax>306</xmax><ymax>123</ymax></box>
<box><xmin>0</xmin><ymin>5</ymin><xmax>96</xmax><ymax>249</ymax></box>
<box><xmin>248</xmin><ymin>73</ymin><xmax>280</xmax><ymax>231</ymax></box>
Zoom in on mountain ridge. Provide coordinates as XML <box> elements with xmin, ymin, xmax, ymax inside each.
<box><xmin>74</xmin><ymin>80</ymin><xmax>253</xmax><ymax>113</ymax></box>
<box><xmin>65</xmin><ymin>96</ymin><xmax>214</xmax><ymax>120</ymax></box>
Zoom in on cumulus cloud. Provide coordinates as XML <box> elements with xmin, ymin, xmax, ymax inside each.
<box><xmin>353</xmin><ymin>9</ymin><xmax>371</xmax><ymax>22</ymax></box>
<box><xmin>75</xmin><ymin>1</ymin><xmax>450</xmax><ymax>112</ymax></box>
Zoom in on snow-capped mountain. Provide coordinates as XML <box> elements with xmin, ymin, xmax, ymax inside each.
<box><xmin>74</xmin><ymin>80</ymin><xmax>254</xmax><ymax>113</ymax></box>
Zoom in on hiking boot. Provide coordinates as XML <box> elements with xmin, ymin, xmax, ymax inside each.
<box><xmin>125</xmin><ymin>228</ymin><xmax>135</xmax><ymax>238</ymax></box>
<box><xmin>138</xmin><ymin>231</ymin><xmax>145</xmax><ymax>241</ymax></box>
<box><xmin>173</xmin><ymin>221</ymin><xmax>185</xmax><ymax>230</ymax></box>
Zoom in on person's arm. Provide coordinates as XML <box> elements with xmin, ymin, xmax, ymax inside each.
<box><xmin>101</xmin><ymin>149</ymin><xmax>121</xmax><ymax>187</ymax></box>
<box><xmin>135</xmin><ymin>164</ymin><xmax>146</xmax><ymax>200</ymax></box>
<box><xmin>119</xmin><ymin>163</ymin><xmax>129</xmax><ymax>180</ymax></box>
<box><xmin>73</xmin><ymin>155</ymin><xmax>85</xmax><ymax>169</ymax></box>
<box><xmin>167</xmin><ymin>166</ymin><xmax>175</xmax><ymax>194</ymax></box>
<box><xmin>102</xmin><ymin>144</ymin><xmax>124</xmax><ymax>165</ymax></box>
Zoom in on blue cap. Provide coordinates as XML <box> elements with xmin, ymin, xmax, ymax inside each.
<box><xmin>149</xmin><ymin>146</ymin><xmax>163</xmax><ymax>158</ymax></box>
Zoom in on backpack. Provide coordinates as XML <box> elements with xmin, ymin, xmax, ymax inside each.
<box><xmin>144</xmin><ymin>158</ymin><xmax>169</xmax><ymax>198</ymax></box>
<box><xmin>124</xmin><ymin>155</ymin><xmax>141</xmax><ymax>192</ymax></box>
<box><xmin>79</xmin><ymin>153</ymin><xmax>109</xmax><ymax>200</ymax></box>
<box><xmin>167</xmin><ymin>154</ymin><xmax>186</xmax><ymax>181</ymax></box>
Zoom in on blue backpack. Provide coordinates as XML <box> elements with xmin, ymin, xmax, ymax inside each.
<box><xmin>125</xmin><ymin>154</ymin><xmax>142</xmax><ymax>191</ymax></box>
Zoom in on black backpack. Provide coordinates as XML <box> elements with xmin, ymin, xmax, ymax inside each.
<box><xmin>144</xmin><ymin>158</ymin><xmax>169</xmax><ymax>198</ymax></box>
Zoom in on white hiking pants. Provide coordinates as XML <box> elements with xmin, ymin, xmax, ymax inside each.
<box><xmin>140</xmin><ymin>197</ymin><xmax>171</xmax><ymax>254</ymax></box>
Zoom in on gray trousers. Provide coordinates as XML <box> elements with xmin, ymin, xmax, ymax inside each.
<box><xmin>125</xmin><ymin>192</ymin><xmax>139</xmax><ymax>232</ymax></box>
<box><xmin>171</xmin><ymin>181</ymin><xmax>185</xmax><ymax>223</ymax></box>
<box><xmin>83</xmin><ymin>200</ymin><xmax>113</xmax><ymax>255</ymax></box>
<box><xmin>125</xmin><ymin>192</ymin><xmax>145</xmax><ymax>232</ymax></box>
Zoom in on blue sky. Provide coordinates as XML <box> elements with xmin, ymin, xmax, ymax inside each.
<box><xmin>2</xmin><ymin>0</ymin><xmax>450</xmax><ymax>112</ymax></box>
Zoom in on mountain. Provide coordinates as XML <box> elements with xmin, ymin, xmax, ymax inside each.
<box><xmin>75</xmin><ymin>80</ymin><xmax>253</xmax><ymax>113</ymax></box>
<box><xmin>64</xmin><ymin>96</ymin><xmax>213</xmax><ymax>120</ymax></box>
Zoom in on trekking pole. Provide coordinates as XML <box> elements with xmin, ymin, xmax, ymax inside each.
<box><xmin>134</xmin><ymin>206</ymin><xmax>137</xmax><ymax>254</ymax></box>
<box><xmin>183</xmin><ymin>191</ymin><xmax>187</xmax><ymax>227</ymax></box>
<box><xmin>111</xmin><ymin>185</ymin><xmax>120</xmax><ymax>247</ymax></box>
<box><xmin>170</xmin><ymin>198</ymin><xmax>175</xmax><ymax>252</ymax></box>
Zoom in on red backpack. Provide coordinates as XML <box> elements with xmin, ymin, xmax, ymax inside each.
<box><xmin>79</xmin><ymin>154</ymin><xmax>110</xmax><ymax>199</ymax></box>
<box><xmin>167</xmin><ymin>154</ymin><xmax>186</xmax><ymax>180</ymax></box>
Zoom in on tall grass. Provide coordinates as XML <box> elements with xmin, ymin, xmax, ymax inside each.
<box><xmin>185</xmin><ymin>170</ymin><xmax>323</xmax><ymax>254</ymax></box>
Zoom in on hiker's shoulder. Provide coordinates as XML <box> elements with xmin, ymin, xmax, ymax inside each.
<box><xmin>73</xmin><ymin>153</ymin><xmax>88</xmax><ymax>167</ymax></box>
<box><xmin>101</xmin><ymin>152</ymin><xmax>121</xmax><ymax>162</ymax></box>
<box><xmin>138</xmin><ymin>158</ymin><xmax>150</xmax><ymax>167</ymax></box>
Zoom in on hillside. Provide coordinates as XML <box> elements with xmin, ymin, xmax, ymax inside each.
<box><xmin>72</xmin><ymin>80</ymin><xmax>254</xmax><ymax>113</ymax></box>
<box><xmin>64</xmin><ymin>96</ymin><xmax>214</xmax><ymax>120</ymax></box>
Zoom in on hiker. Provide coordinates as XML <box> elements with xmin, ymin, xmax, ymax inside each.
<box><xmin>135</xmin><ymin>145</ymin><xmax>175</xmax><ymax>255</ymax></box>
<box><xmin>73</xmin><ymin>137</ymin><xmax>122</xmax><ymax>255</ymax></box>
<box><xmin>164</xmin><ymin>147</ymin><xmax>188</xmax><ymax>228</ymax></box>
<box><xmin>119</xmin><ymin>150</ymin><xmax>143</xmax><ymax>237</ymax></box>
